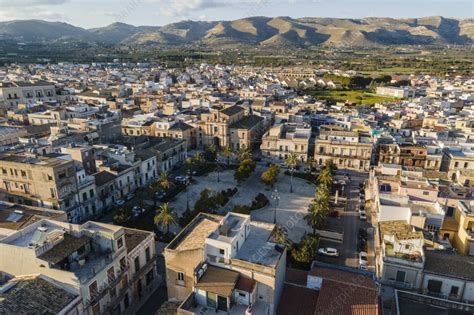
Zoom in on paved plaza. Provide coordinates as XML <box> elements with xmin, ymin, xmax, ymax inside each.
<box><xmin>167</xmin><ymin>165</ymin><xmax>315</xmax><ymax>241</ymax></box>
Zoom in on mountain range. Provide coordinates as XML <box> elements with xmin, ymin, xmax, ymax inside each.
<box><xmin>0</xmin><ymin>16</ymin><xmax>473</xmax><ymax>47</ymax></box>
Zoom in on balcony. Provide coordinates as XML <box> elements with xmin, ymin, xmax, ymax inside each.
<box><xmin>133</xmin><ymin>254</ymin><xmax>157</xmax><ymax>281</ymax></box>
<box><xmin>85</xmin><ymin>265</ymin><xmax>129</xmax><ymax>308</ymax></box>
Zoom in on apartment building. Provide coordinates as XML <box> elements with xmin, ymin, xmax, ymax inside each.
<box><xmin>0</xmin><ymin>81</ymin><xmax>57</xmax><ymax>109</ymax></box>
<box><xmin>261</xmin><ymin>124</ymin><xmax>311</xmax><ymax>162</ymax></box>
<box><xmin>440</xmin><ymin>200</ymin><xmax>474</xmax><ymax>256</ymax></box>
<box><xmin>165</xmin><ymin>212</ymin><xmax>287</xmax><ymax>315</ymax></box>
<box><xmin>0</xmin><ymin>153</ymin><xmax>78</xmax><ymax>215</ymax></box>
<box><xmin>376</xmin><ymin>221</ymin><xmax>425</xmax><ymax>289</ymax></box>
<box><xmin>61</xmin><ymin>144</ymin><xmax>97</xmax><ymax>175</ymax></box>
<box><xmin>442</xmin><ymin>148</ymin><xmax>474</xmax><ymax>182</ymax></box>
<box><xmin>0</xmin><ymin>219</ymin><xmax>158</xmax><ymax>315</ymax></box>
<box><xmin>314</xmin><ymin>126</ymin><xmax>373</xmax><ymax>171</ymax></box>
<box><xmin>378</xmin><ymin>144</ymin><xmax>442</xmax><ymax>170</ymax></box>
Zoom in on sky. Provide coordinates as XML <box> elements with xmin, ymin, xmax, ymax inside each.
<box><xmin>0</xmin><ymin>0</ymin><xmax>472</xmax><ymax>28</ymax></box>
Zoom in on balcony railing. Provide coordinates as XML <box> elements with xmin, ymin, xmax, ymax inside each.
<box><xmin>133</xmin><ymin>254</ymin><xmax>157</xmax><ymax>281</ymax></box>
<box><xmin>85</xmin><ymin>264</ymin><xmax>129</xmax><ymax>307</ymax></box>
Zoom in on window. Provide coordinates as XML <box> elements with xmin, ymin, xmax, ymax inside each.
<box><xmin>422</xmin><ymin>191</ymin><xmax>429</xmax><ymax>196</ymax></box>
<box><xmin>82</xmin><ymin>192</ymin><xmax>88</xmax><ymax>201</ymax></box>
<box><xmin>134</xmin><ymin>256</ymin><xmax>140</xmax><ymax>273</ymax></box>
<box><xmin>450</xmin><ymin>286</ymin><xmax>459</xmax><ymax>296</ymax></box>
<box><xmin>219</xmin><ymin>249</ymin><xmax>225</xmax><ymax>255</ymax></box>
<box><xmin>146</xmin><ymin>270</ymin><xmax>154</xmax><ymax>286</ymax></box>
<box><xmin>427</xmin><ymin>280</ymin><xmax>442</xmax><ymax>293</ymax></box>
<box><xmin>446</xmin><ymin>206</ymin><xmax>455</xmax><ymax>217</ymax></box>
<box><xmin>177</xmin><ymin>272</ymin><xmax>185</xmax><ymax>285</ymax></box>
<box><xmin>89</xmin><ymin>281</ymin><xmax>98</xmax><ymax>298</ymax></box>
<box><xmin>117</xmin><ymin>237</ymin><xmax>124</xmax><ymax>249</ymax></box>
<box><xmin>395</xmin><ymin>270</ymin><xmax>406</xmax><ymax>283</ymax></box>
<box><xmin>145</xmin><ymin>247</ymin><xmax>151</xmax><ymax>262</ymax></box>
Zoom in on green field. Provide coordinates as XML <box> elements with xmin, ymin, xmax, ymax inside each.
<box><xmin>307</xmin><ymin>90</ymin><xmax>400</xmax><ymax>105</ymax></box>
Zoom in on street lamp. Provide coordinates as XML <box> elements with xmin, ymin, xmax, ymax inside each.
<box><xmin>186</xmin><ymin>170</ymin><xmax>191</xmax><ymax>211</ymax></box>
<box><xmin>271</xmin><ymin>189</ymin><xmax>280</xmax><ymax>224</ymax></box>
<box><xmin>289</xmin><ymin>166</ymin><xmax>295</xmax><ymax>193</ymax></box>
<box><xmin>215</xmin><ymin>157</ymin><xmax>220</xmax><ymax>183</ymax></box>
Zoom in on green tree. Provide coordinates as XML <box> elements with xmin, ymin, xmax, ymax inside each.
<box><xmin>234</xmin><ymin>159</ymin><xmax>256</xmax><ymax>183</ymax></box>
<box><xmin>113</xmin><ymin>207</ymin><xmax>131</xmax><ymax>225</ymax></box>
<box><xmin>221</xmin><ymin>146</ymin><xmax>233</xmax><ymax>166</ymax></box>
<box><xmin>154</xmin><ymin>202</ymin><xmax>177</xmax><ymax>234</ymax></box>
<box><xmin>305</xmin><ymin>202</ymin><xmax>328</xmax><ymax>235</ymax></box>
<box><xmin>261</xmin><ymin>164</ymin><xmax>280</xmax><ymax>186</ymax></box>
<box><xmin>204</xmin><ymin>144</ymin><xmax>218</xmax><ymax>162</ymax></box>
<box><xmin>291</xmin><ymin>234</ymin><xmax>319</xmax><ymax>265</ymax></box>
<box><xmin>273</xmin><ymin>225</ymin><xmax>292</xmax><ymax>249</ymax></box>
<box><xmin>318</xmin><ymin>167</ymin><xmax>334</xmax><ymax>189</ymax></box>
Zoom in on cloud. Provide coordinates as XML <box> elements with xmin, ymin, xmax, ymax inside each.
<box><xmin>0</xmin><ymin>0</ymin><xmax>70</xmax><ymax>6</ymax></box>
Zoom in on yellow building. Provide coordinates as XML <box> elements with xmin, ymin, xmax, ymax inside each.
<box><xmin>440</xmin><ymin>201</ymin><xmax>474</xmax><ymax>256</ymax></box>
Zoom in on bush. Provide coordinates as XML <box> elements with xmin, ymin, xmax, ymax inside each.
<box><xmin>232</xmin><ymin>205</ymin><xmax>251</xmax><ymax>214</ymax></box>
<box><xmin>251</xmin><ymin>193</ymin><xmax>269</xmax><ymax>210</ymax></box>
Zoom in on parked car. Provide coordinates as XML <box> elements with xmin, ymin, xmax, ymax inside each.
<box><xmin>358</xmin><ymin>240</ymin><xmax>367</xmax><ymax>252</ymax></box>
<box><xmin>155</xmin><ymin>191</ymin><xmax>167</xmax><ymax>201</ymax></box>
<box><xmin>359</xmin><ymin>212</ymin><xmax>367</xmax><ymax>221</ymax></box>
<box><xmin>132</xmin><ymin>206</ymin><xmax>145</xmax><ymax>217</ymax></box>
<box><xmin>125</xmin><ymin>193</ymin><xmax>135</xmax><ymax>201</ymax></box>
<box><xmin>359</xmin><ymin>251</ymin><xmax>368</xmax><ymax>266</ymax></box>
<box><xmin>175</xmin><ymin>176</ymin><xmax>187</xmax><ymax>183</ymax></box>
<box><xmin>358</xmin><ymin>228</ymin><xmax>368</xmax><ymax>239</ymax></box>
<box><xmin>360</xmin><ymin>264</ymin><xmax>368</xmax><ymax>271</ymax></box>
<box><xmin>359</xmin><ymin>204</ymin><xmax>365</xmax><ymax>211</ymax></box>
<box><xmin>114</xmin><ymin>199</ymin><xmax>125</xmax><ymax>206</ymax></box>
<box><xmin>318</xmin><ymin>247</ymin><xmax>340</xmax><ymax>257</ymax></box>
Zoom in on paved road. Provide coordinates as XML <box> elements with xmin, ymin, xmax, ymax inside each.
<box><xmin>318</xmin><ymin>171</ymin><xmax>370</xmax><ymax>268</ymax></box>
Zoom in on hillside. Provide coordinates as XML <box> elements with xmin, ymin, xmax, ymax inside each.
<box><xmin>0</xmin><ymin>16</ymin><xmax>472</xmax><ymax>47</ymax></box>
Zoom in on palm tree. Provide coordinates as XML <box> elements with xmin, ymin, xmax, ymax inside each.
<box><xmin>158</xmin><ymin>171</ymin><xmax>174</xmax><ymax>191</ymax></box>
<box><xmin>305</xmin><ymin>202</ymin><xmax>328</xmax><ymax>235</ymax></box>
<box><xmin>317</xmin><ymin>168</ymin><xmax>334</xmax><ymax>190</ymax></box>
<box><xmin>315</xmin><ymin>185</ymin><xmax>330</xmax><ymax>213</ymax></box>
<box><xmin>306</xmin><ymin>156</ymin><xmax>317</xmax><ymax>174</ymax></box>
<box><xmin>221</xmin><ymin>146</ymin><xmax>233</xmax><ymax>166</ymax></box>
<box><xmin>154</xmin><ymin>203</ymin><xmax>177</xmax><ymax>234</ymax></box>
<box><xmin>237</xmin><ymin>146</ymin><xmax>252</xmax><ymax>161</ymax></box>
<box><xmin>285</xmin><ymin>152</ymin><xmax>299</xmax><ymax>193</ymax></box>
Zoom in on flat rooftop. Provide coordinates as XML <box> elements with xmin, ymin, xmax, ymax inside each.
<box><xmin>235</xmin><ymin>222</ymin><xmax>282</xmax><ymax>267</ymax></box>
<box><xmin>396</xmin><ymin>290</ymin><xmax>474</xmax><ymax>315</ymax></box>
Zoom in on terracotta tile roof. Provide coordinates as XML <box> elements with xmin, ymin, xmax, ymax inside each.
<box><xmin>235</xmin><ymin>276</ymin><xmax>256</xmax><ymax>293</ymax></box>
<box><xmin>311</xmin><ymin>268</ymin><xmax>379</xmax><ymax>315</ymax></box>
<box><xmin>38</xmin><ymin>233</ymin><xmax>91</xmax><ymax>264</ymax></box>
<box><xmin>285</xmin><ymin>268</ymin><xmax>308</xmax><ymax>286</ymax></box>
<box><xmin>277</xmin><ymin>283</ymin><xmax>319</xmax><ymax>315</ymax></box>
<box><xmin>0</xmin><ymin>276</ymin><xmax>77</xmax><ymax>314</ymax></box>
<box><xmin>195</xmin><ymin>265</ymin><xmax>239</xmax><ymax>297</ymax></box>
